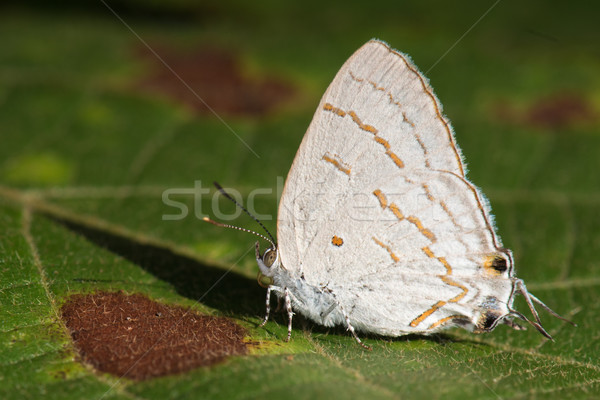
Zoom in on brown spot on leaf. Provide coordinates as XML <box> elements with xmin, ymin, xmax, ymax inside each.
<box><xmin>61</xmin><ymin>291</ymin><xmax>247</xmax><ymax>380</ymax></box>
<box><xmin>492</xmin><ymin>91</ymin><xmax>596</xmax><ymax>131</ymax></box>
<box><xmin>525</xmin><ymin>92</ymin><xmax>595</xmax><ymax>130</ymax></box>
<box><xmin>135</xmin><ymin>44</ymin><xmax>296</xmax><ymax>116</ymax></box>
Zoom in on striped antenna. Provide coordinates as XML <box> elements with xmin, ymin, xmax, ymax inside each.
<box><xmin>202</xmin><ymin>217</ymin><xmax>275</xmax><ymax>248</ymax></box>
<box><xmin>208</xmin><ymin>182</ymin><xmax>277</xmax><ymax>247</ymax></box>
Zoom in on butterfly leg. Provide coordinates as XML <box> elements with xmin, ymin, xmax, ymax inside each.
<box><xmin>325</xmin><ymin>289</ymin><xmax>371</xmax><ymax>350</ymax></box>
<box><xmin>259</xmin><ymin>286</ymin><xmax>273</xmax><ymax>327</ymax></box>
<box><xmin>338</xmin><ymin>304</ymin><xmax>371</xmax><ymax>350</ymax></box>
<box><xmin>260</xmin><ymin>286</ymin><xmax>294</xmax><ymax>342</ymax></box>
<box><xmin>511</xmin><ymin>278</ymin><xmax>575</xmax><ymax>340</ymax></box>
<box><xmin>501</xmin><ymin>318</ymin><xmax>526</xmax><ymax>331</ymax></box>
<box><xmin>284</xmin><ymin>287</ymin><xmax>294</xmax><ymax>342</ymax></box>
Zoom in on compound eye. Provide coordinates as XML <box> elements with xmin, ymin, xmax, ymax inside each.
<box><xmin>262</xmin><ymin>248</ymin><xmax>277</xmax><ymax>268</ymax></box>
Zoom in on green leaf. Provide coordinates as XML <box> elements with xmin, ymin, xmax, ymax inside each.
<box><xmin>1</xmin><ymin>3</ymin><xmax>599</xmax><ymax>399</ymax></box>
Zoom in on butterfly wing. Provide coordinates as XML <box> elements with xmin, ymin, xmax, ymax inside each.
<box><xmin>277</xmin><ymin>40</ymin><xmax>513</xmax><ymax>334</ymax></box>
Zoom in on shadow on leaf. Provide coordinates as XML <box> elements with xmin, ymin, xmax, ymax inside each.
<box><xmin>50</xmin><ymin>216</ymin><xmax>264</xmax><ymax>317</ymax></box>
<box><xmin>47</xmin><ymin>215</ymin><xmax>495</xmax><ymax>348</ymax></box>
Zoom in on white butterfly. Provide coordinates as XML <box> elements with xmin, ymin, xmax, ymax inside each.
<box><xmin>214</xmin><ymin>40</ymin><xmax>572</xmax><ymax>348</ymax></box>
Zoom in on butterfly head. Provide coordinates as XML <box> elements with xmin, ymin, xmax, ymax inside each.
<box><xmin>256</xmin><ymin>242</ymin><xmax>281</xmax><ymax>287</ymax></box>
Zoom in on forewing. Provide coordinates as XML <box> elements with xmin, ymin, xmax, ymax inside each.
<box><xmin>278</xmin><ymin>40</ymin><xmax>502</xmax><ymax>278</ymax></box>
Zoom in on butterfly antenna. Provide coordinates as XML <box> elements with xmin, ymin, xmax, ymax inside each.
<box><xmin>203</xmin><ymin>217</ymin><xmax>274</xmax><ymax>248</ymax></box>
<box><xmin>211</xmin><ymin>181</ymin><xmax>277</xmax><ymax>246</ymax></box>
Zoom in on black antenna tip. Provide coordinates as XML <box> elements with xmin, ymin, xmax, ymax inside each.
<box><xmin>211</xmin><ymin>182</ymin><xmax>277</xmax><ymax>246</ymax></box>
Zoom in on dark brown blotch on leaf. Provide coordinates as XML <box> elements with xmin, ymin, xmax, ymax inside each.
<box><xmin>135</xmin><ymin>44</ymin><xmax>296</xmax><ymax>116</ymax></box>
<box><xmin>492</xmin><ymin>91</ymin><xmax>596</xmax><ymax>131</ymax></box>
<box><xmin>61</xmin><ymin>291</ymin><xmax>247</xmax><ymax>380</ymax></box>
<box><xmin>525</xmin><ymin>92</ymin><xmax>595</xmax><ymax>130</ymax></box>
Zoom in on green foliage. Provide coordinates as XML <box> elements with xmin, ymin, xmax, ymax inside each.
<box><xmin>1</xmin><ymin>2</ymin><xmax>599</xmax><ymax>399</ymax></box>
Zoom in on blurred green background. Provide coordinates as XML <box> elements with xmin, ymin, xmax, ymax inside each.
<box><xmin>1</xmin><ymin>1</ymin><xmax>599</xmax><ymax>399</ymax></box>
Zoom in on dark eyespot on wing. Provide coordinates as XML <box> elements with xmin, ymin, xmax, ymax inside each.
<box><xmin>491</xmin><ymin>256</ymin><xmax>507</xmax><ymax>272</ymax></box>
<box><xmin>478</xmin><ymin>312</ymin><xmax>501</xmax><ymax>331</ymax></box>
<box><xmin>483</xmin><ymin>254</ymin><xmax>508</xmax><ymax>275</ymax></box>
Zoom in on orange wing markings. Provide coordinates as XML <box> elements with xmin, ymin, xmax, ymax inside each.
<box><xmin>348</xmin><ymin>70</ymin><xmax>364</xmax><ymax>83</ymax></box>
<box><xmin>372</xmin><ymin>190</ymin><xmax>438</xmax><ymax>244</ymax></box>
<box><xmin>406</xmin><ymin>216</ymin><xmax>436</xmax><ymax>242</ymax></box>
<box><xmin>322</xmin><ymin>103</ymin><xmax>406</xmax><ymax>170</ymax></box>
<box><xmin>410</xmin><ymin>300</ymin><xmax>446</xmax><ymax>328</ymax></box>
<box><xmin>402</xmin><ymin>112</ymin><xmax>415</xmax><ymax>128</ymax></box>
<box><xmin>386</xmin><ymin>151</ymin><xmax>405</xmax><ymax>169</ymax></box>
<box><xmin>384</xmin><ymin>46</ymin><xmax>465</xmax><ymax>177</ymax></box>
<box><xmin>434</xmin><ymin>254</ymin><xmax>469</xmax><ymax>303</ymax></box>
<box><xmin>348</xmin><ymin>63</ymin><xmax>466</xmax><ymax>178</ymax></box>
<box><xmin>372</xmin><ymin>236</ymin><xmax>400</xmax><ymax>263</ymax></box>
<box><xmin>388</xmin><ymin>203</ymin><xmax>405</xmax><ymax>220</ymax></box>
<box><xmin>373</xmin><ymin>189</ymin><xmax>388</xmax><ymax>209</ymax></box>
<box><xmin>421</xmin><ymin>183</ymin><xmax>435</xmax><ymax>202</ymax></box>
<box><xmin>374</xmin><ymin>137</ymin><xmax>405</xmax><ymax>168</ymax></box>
<box><xmin>433</xmin><ymin>253</ymin><xmax>452</xmax><ymax>275</ymax></box>
<box><xmin>322</xmin><ymin>102</ymin><xmax>377</xmax><ymax>134</ymax></box>
<box><xmin>348</xmin><ymin>111</ymin><xmax>378</xmax><ymax>134</ymax></box>
<box><xmin>331</xmin><ymin>235</ymin><xmax>344</xmax><ymax>246</ymax></box>
<box><xmin>322</xmin><ymin>153</ymin><xmax>351</xmax><ymax>175</ymax></box>
<box><xmin>440</xmin><ymin>276</ymin><xmax>469</xmax><ymax>303</ymax></box>
<box><xmin>421</xmin><ymin>246</ymin><xmax>435</xmax><ymax>259</ymax></box>
<box><xmin>416</xmin><ymin>183</ymin><xmax>465</xmax><ymax>250</ymax></box>
<box><xmin>427</xmin><ymin>315</ymin><xmax>466</xmax><ymax>330</ymax></box>
<box><xmin>372</xmin><ymin>189</ymin><xmax>410</xmax><ymax>228</ymax></box>
<box><xmin>349</xmin><ymin>70</ymin><xmax>402</xmax><ymax>108</ymax></box>
<box><xmin>348</xmin><ymin>70</ymin><xmax>440</xmax><ymax>172</ymax></box>
<box><xmin>417</xmin><ymin>186</ymin><xmax>464</xmax><ymax>247</ymax></box>
<box><xmin>438</xmin><ymin>200</ymin><xmax>461</xmax><ymax>229</ymax></box>
<box><xmin>323</xmin><ymin>102</ymin><xmax>347</xmax><ymax>117</ymax></box>
<box><xmin>367</xmin><ymin>79</ymin><xmax>386</xmax><ymax>92</ymax></box>
<box><xmin>413</xmin><ymin>132</ymin><xmax>431</xmax><ymax>169</ymax></box>
<box><xmin>408</xmin><ymin>182</ymin><xmax>461</xmax><ymax>235</ymax></box>
<box><xmin>374</xmin><ymin>136</ymin><xmax>391</xmax><ymax>149</ymax></box>
<box><xmin>410</xmin><ymin>246</ymin><xmax>470</xmax><ymax>327</ymax></box>
<box><xmin>388</xmin><ymin>92</ymin><xmax>402</xmax><ymax>108</ymax></box>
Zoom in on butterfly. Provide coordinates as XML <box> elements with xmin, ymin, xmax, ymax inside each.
<box><xmin>210</xmin><ymin>40</ymin><xmax>572</xmax><ymax>348</ymax></box>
